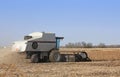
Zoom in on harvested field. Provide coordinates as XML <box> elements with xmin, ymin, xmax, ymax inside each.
<box><xmin>0</xmin><ymin>48</ymin><xmax>120</xmax><ymax>77</ymax></box>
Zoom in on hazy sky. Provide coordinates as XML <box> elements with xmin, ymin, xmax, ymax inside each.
<box><xmin>0</xmin><ymin>0</ymin><xmax>120</xmax><ymax>46</ymax></box>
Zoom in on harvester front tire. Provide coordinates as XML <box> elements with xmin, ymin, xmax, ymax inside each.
<box><xmin>49</xmin><ymin>50</ymin><xmax>61</xmax><ymax>62</ymax></box>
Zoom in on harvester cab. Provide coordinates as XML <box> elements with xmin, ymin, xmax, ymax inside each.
<box><xmin>56</xmin><ymin>37</ymin><xmax>64</xmax><ymax>49</ymax></box>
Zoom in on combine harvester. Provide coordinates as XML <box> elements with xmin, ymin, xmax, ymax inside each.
<box><xmin>12</xmin><ymin>32</ymin><xmax>90</xmax><ymax>63</ymax></box>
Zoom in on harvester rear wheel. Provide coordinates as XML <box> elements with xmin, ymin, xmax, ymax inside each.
<box><xmin>49</xmin><ymin>50</ymin><xmax>61</xmax><ymax>62</ymax></box>
<box><xmin>31</xmin><ymin>54</ymin><xmax>39</xmax><ymax>63</ymax></box>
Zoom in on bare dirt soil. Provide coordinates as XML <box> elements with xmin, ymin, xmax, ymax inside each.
<box><xmin>0</xmin><ymin>48</ymin><xmax>120</xmax><ymax>77</ymax></box>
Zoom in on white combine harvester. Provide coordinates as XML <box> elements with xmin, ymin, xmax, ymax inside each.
<box><xmin>12</xmin><ymin>32</ymin><xmax>90</xmax><ymax>63</ymax></box>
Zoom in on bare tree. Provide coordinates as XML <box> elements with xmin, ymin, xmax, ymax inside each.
<box><xmin>98</xmin><ymin>43</ymin><xmax>106</xmax><ymax>48</ymax></box>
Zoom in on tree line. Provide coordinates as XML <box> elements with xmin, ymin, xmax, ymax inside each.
<box><xmin>63</xmin><ymin>42</ymin><xmax>120</xmax><ymax>48</ymax></box>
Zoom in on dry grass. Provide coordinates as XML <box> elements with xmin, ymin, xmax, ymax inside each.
<box><xmin>0</xmin><ymin>48</ymin><xmax>120</xmax><ymax>77</ymax></box>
